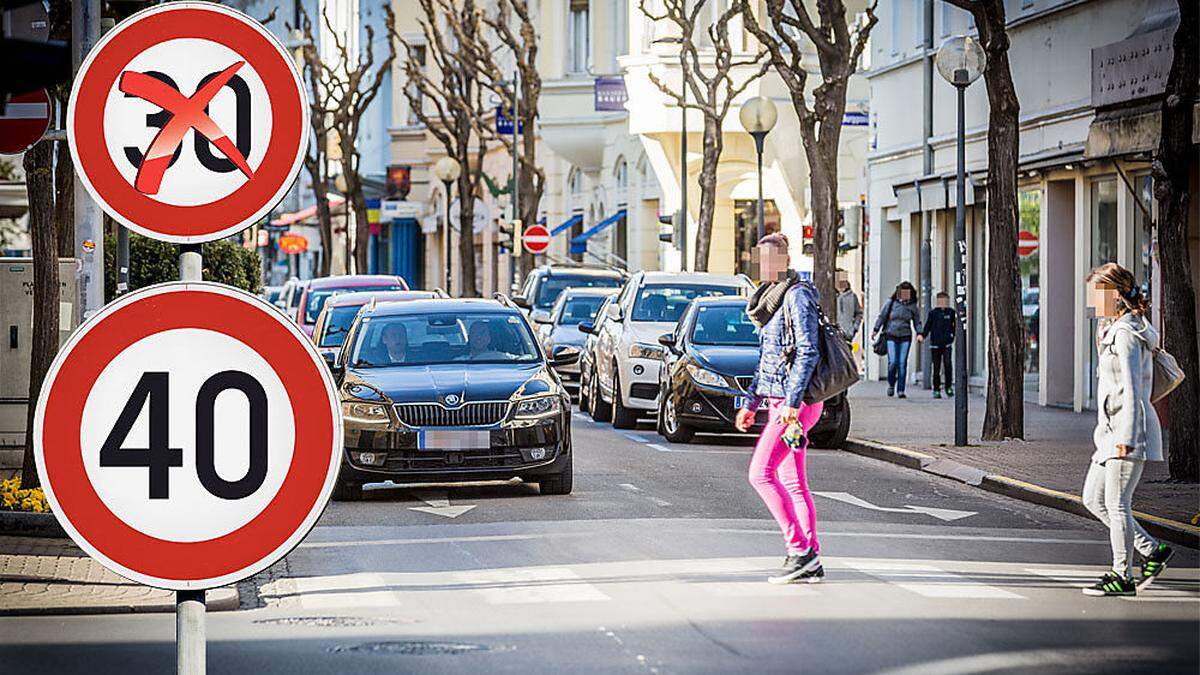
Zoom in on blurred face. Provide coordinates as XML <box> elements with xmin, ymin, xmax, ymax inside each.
<box><xmin>382</xmin><ymin>325</ymin><xmax>407</xmax><ymax>354</ymax></box>
<box><xmin>937</xmin><ymin>295</ymin><xmax>949</xmax><ymax>308</ymax></box>
<box><xmin>836</xmin><ymin>280</ymin><xmax>850</xmax><ymax>292</ymax></box>
<box><xmin>1087</xmin><ymin>281</ymin><xmax>1121</xmax><ymax>318</ymax></box>
<box><xmin>752</xmin><ymin>244</ymin><xmax>790</xmax><ymax>283</ymax></box>
<box><xmin>469</xmin><ymin>323</ymin><xmax>492</xmax><ymax>352</ymax></box>
<box><xmin>897</xmin><ymin>288</ymin><xmax>912</xmax><ymax>302</ymax></box>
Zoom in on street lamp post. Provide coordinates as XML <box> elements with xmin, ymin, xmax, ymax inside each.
<box><xmin>936</xmin><ymin>36</ymin><xmax>986</xmax><ymax>447</ymax></box>
<box><xmin>433</xmin><ymin>157</ymin><xmax>462</xmax><ymax>295</ymax></box>
<box><xmin>739</xmin><ymin>96</ymin><xmax>778</xmax><ymax>241</ymax></box>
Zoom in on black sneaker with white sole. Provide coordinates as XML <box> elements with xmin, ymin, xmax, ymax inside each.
<box><xmin>1139</xmin><ymin>543</ymin><xmax>1174</xmax><ymax>588</ymax></box>
<box><xmin>768</xmin><ymin>550</ymin><xmax>821</xmax><ymax>585</ymax></box>
<box><xmin>797</xmin><ymin>564</ymin><xmax>825</xmax><ymax>584</ymax></box>
<box><xmin>1082</xmin><ymin>572</ymin><xmax>1136</xmax><ymax>597</ymax></box>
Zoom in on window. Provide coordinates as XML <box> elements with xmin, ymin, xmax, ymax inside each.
<box><xmin>405</xmin><ymin>44</ymin><xmax>427</xmax><ymax>126</ymax></box>
<box><xmin>912</xmin><ymin>0</ymin><xmax>923</xmax><ymax>47</ymax></box>
<box><xmin>890</xmin><ymin>0</ymin><xmax>902</xmax><ymax>55</ymax></box>
<box><xmin>614</xmin><ymin>0</ymin><xmax>629</xmax><ymax>66</ymax></box>
<box><xmin>568</xmin><ymin>0</ymin><xmax>590</xmax><ymax>73</ymax></box>
<box><xmin>614</xmin><ymin>158</ymin><xmax>629</xmax><ymax>207</ymax></box>
<box><xmin>631</xmin><ymin>284</ymin><xmax>741</xmax><ymax>322</ymax></box>
<box><xmin>691</xmin><ymin>304</ymin><xmax>760</xmax><ymax>345</ymax></box>
<box><xmin>351</xmin><ymin>312</ymin><xmax>541</xmax><ymax>367</ymax></box>
<box><xmin>1132</xmin><ymin>174</ymin><xmax>1153</xmax><ymax>290</ymax></box>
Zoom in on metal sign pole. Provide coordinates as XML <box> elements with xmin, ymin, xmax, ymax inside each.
<box><xmin>178</xmin><ymin>242</ymin><xmax>205</xmax><ymax>674</ymax></box>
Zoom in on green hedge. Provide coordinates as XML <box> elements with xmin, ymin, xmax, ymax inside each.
<box><xmin>104</xmin><ymin>233</ymin><xmax>263</xmax><ymax>301</ymax></box>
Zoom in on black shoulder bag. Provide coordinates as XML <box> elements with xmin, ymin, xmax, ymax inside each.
<box><xmin>872</xmin><ymin>300</ymin><xmax>894</xmax><ymax>356</ymax></box>
<box><xmin>782</xmin><ymin>290</ymin><xmax>861</xmax><ymax>404</ymax></box>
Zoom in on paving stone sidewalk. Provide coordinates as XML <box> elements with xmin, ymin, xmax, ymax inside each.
<box><xmin>0</xmin><ymin>536</ymin><xmax>238</xmax><ymax>615</ymax></box>
<box><xmin>846</xmin><ymin>380</ymin><xmax>1200</xmax><ymax>528</ymax></box>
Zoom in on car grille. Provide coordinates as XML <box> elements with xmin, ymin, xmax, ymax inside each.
<box><xmin>629</xmin><ymin>383</ymin><xmax>660</xmax><ymax>400</ymax></box>
<box><xmin>393</xmin><ymin>401</ymin><xmax>510</xmax><ymax>427</ymax></box>
<box><xmin>383</xmin><ymin>448</ymin><xmax>533</xmax><ymax>471</ymax></box>
<box><xmin>736</xmin><ymin>376</ymin><xmax>754</xmax><ymax>392</ymax></box>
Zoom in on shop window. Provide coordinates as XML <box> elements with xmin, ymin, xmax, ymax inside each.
<box><xmin>1018</xmin><ymin>189</ymin><xmax>1041</xmax><ymax>383</ymax></box>
<box><xmin>568</xmin><ymin>0</ymin><xmax>590</xmax><ymax>74</ymax></box>
<box><xmin>733</xmin><ymin>199</ymin><xmax>780</xmax><ymax>277</ymax></box>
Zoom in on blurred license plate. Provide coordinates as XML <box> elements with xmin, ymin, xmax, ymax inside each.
<box><xmin>417</xmin><ymin>430</ymin><xmax>491</xmax><ymax>450</ymax></box>
<box><xmin>733</xmin><ymin>395</ymin><xmax>750</xmax><ymax>409</ymax></box>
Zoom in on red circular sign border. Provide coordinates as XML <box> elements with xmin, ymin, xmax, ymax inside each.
<box><xmin>523</xmin><ymin>224</ymin><xmax>551</xmax><ymax>254</ymax></box>
<box><xmin>33</xmin><ymin>283</ymin><xmax>341</xmax><ymax>590</ymax></box>
<box><xmin>67</xmin><ymin>2</ymin><xmax>307</xmax><ymax>243</ymax></box>
<box><xmin>0</xmin><ymin>89</ymin><xmax>51</xmax><ymax>156</ymax></box>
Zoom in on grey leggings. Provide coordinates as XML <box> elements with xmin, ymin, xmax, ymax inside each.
<box><xmin>1082</xmin><ymin>458</ymin><xmax>1158</xmax><ymax>578</ymax></box>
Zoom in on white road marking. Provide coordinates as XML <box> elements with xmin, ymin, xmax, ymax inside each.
<box><xmin>1025</xmin><ymin>568</ymin><xmax>1200</xmax><ymax>602</ymax></box>
<box><xmin>622</xmin><ymin>433</ymin><xmax>650</xmax><ymax>443</ymax></box>
<box><xmin>619</xmin><ymin>482</ymin><xmax>671</xmax><ymax>506</ymax></box>
<box><xmin>845</xmin><ymin>560</ymin><xmax>1023</xmax><ymax>599</ymax></box>
<box><xmin>407</xmin><ymin>489</ymin><xmax>477</xmax><ymax>518</ymax></box>
<box><xmin>869</xmin><ymin>647</ymin><xmax>1170</xmax><ymax>675</ymax></box>
<box><xmin>270</xmin><ymin>573</ymin><xmax>403</xmax><ymax>610</ymax></box>
<box><xmin>298</xmin><ymin>533</ymin><xmax>593</xmax><ymax>548</ymax></box>
<box><xmin>646</xmin><ymin>442</ymin><xmax>746</xmax><ymax>455</ymax></box>
<box><xmin>647</xmin><ymin>443</ymin><xmax>673</xmax><ymax>453</ymax></box>
<box><xmin>462</xmin><ymin>567</ymin><xmax>610</xmax><ymax>604</ymax></box>
<box><xmin>815</xmin><ymin>491</ymin><xmax>978</xmax><ymax>522</ymax></box>
<box><xmin>618</xmin><ymin>483</ymin><xmax>643</xmax><ymax>492</ymax></box>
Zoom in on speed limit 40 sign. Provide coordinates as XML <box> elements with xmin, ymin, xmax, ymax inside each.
<box><xmin>67</xmin><ymin>2</ymin><xmax>307</xmax><ymax>243</ymax></box>
<box><xmin>33</xmin><ymin>283</ymin><xmax>341</xmax><ymax>590</ymax></box>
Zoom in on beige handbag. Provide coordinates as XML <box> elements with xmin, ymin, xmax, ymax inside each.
<box><xmin>1150</xmin><ymin>347</ymin><xmax>1185</xmax><ymax>404</ymax></box>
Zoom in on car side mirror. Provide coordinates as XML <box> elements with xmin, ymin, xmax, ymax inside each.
<box><xmin>606</xmin><ymin>304</ymin><xmax>623</xmax><ymax>321</ymax></box>
<box><xmin>551</xmin><ymin>345</ymin><xmax>581</xmax><ymax>367</ymax></box>
<box><xmin>512</xmin><ymin>295</ymin><xmax>531</xmax><ymax>309</ymax></box>
<box><xmin>578</xmin><ymin>321</ymin><xmax>594</xmax><ymax>335</ymax></box>
<box><xmin>534</xmin><ymin>313</ymin><xmax>553</xmax><ymax>325</ymax></box>
<box><xmin>657</xmin><ymin>332</ymin><xmax>677</xmax><ymax>353</ymax></box>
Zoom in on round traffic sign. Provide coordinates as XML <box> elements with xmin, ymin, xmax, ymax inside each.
<box><xmin>0</xmin><ymin>89</ymin><xmax>52</xmax><ymax>155</ymax></box>
<box><xmin>33</xmin><ymin>282</ymin><xmax>341</xmax><ymax>590</ymax></box>
<box><xmin>1018</xmin><ymin>230</ymin><xmax>1038</xmax><ymax>258</ymax></box>
<box><xmin>67</xmin><ymin>2</ymin><xmax>307</xmax><ymax>243</ymax></box>
<box><xmin>523</xmin><ymin>223</ymin><xmax>551</xmax><ymax>254</ymax></box>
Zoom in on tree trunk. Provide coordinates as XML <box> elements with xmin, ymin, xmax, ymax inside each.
<box><xmin>306</xmin><ymin>156</ymin><xmax>334</xmax><ymax>277</ymax></box>
<box><xmin>1153</xmin><ymin>0</ymin><xmax>1199</xmax><ymax>482</ymax></box>
<box><xmin>517</xmin><ymin>121</ymin><xmax>541</xmax><ymax>281</ymax></box>
<box><xmin>54</xmin><ymin>121</ymin><xmax>74</xmax><ymax>259</ymax></box>
<box><xmin>457</xmin><ymin>167</ymin><xmax>479</xmax><ymax>297</ymax></box>
<box><xmin>350</xmin><ymin>179</ymin><xmax>371</xmax><ymax>274</ymax></box>
<box><xmin>693</xmin><ymin>116</ymin><xmax>723</xmax><ymax>272</ymax></box>
<box><xmin>21</xmin><ymin>141</ymin><xmax>59</xmax><ymax>490</ymax></box>
<box><xmin>978</xmin><ymin>16</ymin><xmax>1026</xmax><ymax>441</ymax></box>
<box><xmin>808</xmin><ymin>153</ymin><xmax>841</xmax><ymax>318</ymax></box>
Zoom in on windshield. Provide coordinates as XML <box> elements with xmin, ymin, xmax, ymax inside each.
<box><xmin>350</xmin><ymin>312</ymin><xmax>541</xmax><ymax>367</ymax></box>
<box><xmin>556</xmin><ymin>295</ymin><xmax>608</xmax><ymax>325</ymax></box>
<box><xmin>535</xmin><ymin>276</ymin><xmax>621</xmax><ymax>310</ymax></box>
<box><xmin>319</xmin><ymin>304</ymin><xmax>365</xmax><ymax>348</ymax></box>
<box><xmin>691</xmin><ymin>305</ymin><xmax>759</xmax><ymax>346</ymax></box>
<box><xmin>306</xmin><ymin>285</ymin><xmax>401</xmax><ymax>323</ymax></box>
<box><xmin>632</xmin><ymin>285</ymin><xmax>739</xmax><ymax>323</ymax></box>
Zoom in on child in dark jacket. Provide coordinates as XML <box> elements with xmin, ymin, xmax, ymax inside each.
<box><xmin>917</xmin><ymin>292</ymin><xmax>957</xmax><ymax>398</ymax></box>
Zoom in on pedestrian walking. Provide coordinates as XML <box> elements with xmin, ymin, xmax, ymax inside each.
<box><xmin>1080</xmin><ymin>263</ymin><xmax>1173</xmax><ymax>597</ymax></box>
<box><xmin>870</xmin><ymin>281</ymin><xmax>920</xmax><ymax>398</ymax></box>
<box><xmin>917</xmin><ymin>291</ymin><xmax>956</xmax><ymax>398</ymax></box>
<box><xmin>835</xmin><ymin>277</ymin><xmax>863</xmax><ymax>344</ymax></box>
<box><xmin>735</xmin><ymin>233</ymin><xmax>826</xmax><ymax>585</ymax></box>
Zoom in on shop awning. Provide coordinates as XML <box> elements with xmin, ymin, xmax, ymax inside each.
<box><xmin>570</xmin><ymin>209</ymin><xmax>625</xmax><ymax>255</ymax></box>
<box><xmin>550</xmin><ymin>213</ymin><xmax>582</xmax><ymax>236</ymax></box>
<box><xmin>270</xmin><ymin>193</ymin><xmax>346</xmax><ymax>227</ymax></box>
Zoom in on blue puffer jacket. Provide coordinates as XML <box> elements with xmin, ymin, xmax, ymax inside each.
<box><xmin>747</xmin><ymin>280</ymin><xmax>821</xmax><ymax>410</ymax></box>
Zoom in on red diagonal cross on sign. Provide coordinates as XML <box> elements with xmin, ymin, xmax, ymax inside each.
<box><xmin>118</xmin><ymin>61</ymin><xmax>255</xmax><ymax>195</ymax></box>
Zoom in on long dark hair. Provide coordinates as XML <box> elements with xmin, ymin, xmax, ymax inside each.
<box><xmin>890</xmin><ymin>281</ymin><xmax>917</xmax><ymax>303</ymax></box>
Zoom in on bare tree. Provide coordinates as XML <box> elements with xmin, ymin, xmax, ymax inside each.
<box><xmin>944</xmin><ymin>0</ymin><xmax>1024</xmax><ymax>441</ymax></box>
<box><xmin>740</xmin><ymin>0</ymin><xmax>876</xmax><ymax>315</ymax></box>
<box><xmin>296</xmin><ymin>9</ymin><xmax>336</xmax><ymax>276</ymax></box>
<box><xmin>465</xmin><ymin>0</ymin><xmax>545</xmax><ymax>280</ymax></box>
<box><xmin>641</xmin><ymin>0</ymin><xmax>769</xmax><ymax>271</ymax></box>
<box><xmin>296</xmin><ymin>5</ymin><xmax>396</xmax><ymax>275</ymax></box>
<box><xmin>1153</xmin><ymin>0</ymin><xmax>1198</xmax><ymax>482</ymax></box>
<box><xmin>396</xmin><ymin>0</ymin><xmax>491</xmax><ymax>297</ymax></box>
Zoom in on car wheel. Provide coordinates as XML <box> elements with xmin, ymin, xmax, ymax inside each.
<box><xmin>589</xmin><ymin>369</ymin><xmax>611</xmax><ymax>422</ymax></box>
<box><xmin>538</xmin><ymin>455</ymin><xmax>573</xmax><ymax>495</ymax></box>
<box><xmin>331</xmin><ymin>476</ymin><xmax>363</xmax><ymax>501</ymax></box>
<box><xmin>659</xmin><ymin>393</ymin><xmax>694</xmax><ymax>443</ymax></box>
<box><xmin>611</xmin><ymin>367</ymin><xmax>639</xmax><ymax>430</ymax></box>
<box><xmin>809</xmin><ymin>400</ymin><xmax>851</xmax><ymax>449</ymax></box>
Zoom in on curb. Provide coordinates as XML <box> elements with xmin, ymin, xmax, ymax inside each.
<box><xmin>0</xmin><ymin>511</ymin><xmax>66</xmax><ymax>538</ymax></box>
<box><xmin>0</xmin><ymin>587</ymin><xmax>240</xmax><ymax>617</ymax></box>
<box><xmin>842</xmin><ymin>437</ymin><xmax>1200</xmax><ymax>549</ymax></box>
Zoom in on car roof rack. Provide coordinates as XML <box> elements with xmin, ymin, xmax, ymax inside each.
<box><xmin>493</xmin><ymin>292</ymin><xmax>516</xmax><ymax>308</ymax></box>
<box><xmin>433</xmin><ymin>287</ymin><xmax>450</xmax><ymax>298</ymax></box>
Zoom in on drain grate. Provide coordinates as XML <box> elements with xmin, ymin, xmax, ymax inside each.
<box><xmin>329</xmin><ymin>641</ymin><xmax>493</xmax><ymax>656</ymax></box>
<box><xmin>254</xmin><ymin>616</ymin><xmax>417</xmax><ymax>628</ymax></box>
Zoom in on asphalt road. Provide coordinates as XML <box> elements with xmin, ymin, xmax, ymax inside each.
<box><xmin>3</xmin><ymin>410</ymin><xmax>1198</xmax><ymax>674</ymax></box>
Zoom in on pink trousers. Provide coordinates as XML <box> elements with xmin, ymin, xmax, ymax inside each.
<box><xmin>748</xmin><ymin>399</ymin><xmax>824</xmax><ymax>554</ymax></box>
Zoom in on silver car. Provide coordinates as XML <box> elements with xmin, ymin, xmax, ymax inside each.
<box><xmin>535</xmin><ymin>287</ymin><xmax>618</xmax><ymax>392</ymax></box>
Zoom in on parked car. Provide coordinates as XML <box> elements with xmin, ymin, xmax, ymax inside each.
<box><xmin>535</xmin><ymin>287</ymin><xmax>618</xmax><ymax>394</ymax></box>
<box><xmin>296</xmin><ymin>274</ymin><xmax>408</xmax><ymax>336</ymax></box>
<box><xmin>262</xmin><ymin>285</ymin><xmax>284</xmax><ymax>306</ymax></box>
<box><xmin>329</xmin><ymin>298</ymin><xmax>579</xmax><ymax>499</ymax></box>
<box><xmin>277</xmin><ymin>278</ymin><xmax>308</xmax><ymax>317</ymax></box>
<box><xmin>312</xmin><ymin>290</ymin><xmax>440</xmax><ymax>366</ymax></box>
<box><xmin>590</xmin><ymin>271</ymin><xmax>752</xmax><ymax>429</ymax></box>
<box><xmin>654</xmin><ymin>296</ymin><xmax>852</xmax><ymax>447</ymax></box>
<box><xmin>514</xmin><ymin>265</ymin><xmax>624</xmax><ymax>325</ymax></box>
<box><xmin>577</xmin><ymin>295</ymin><xmax>616</xmax><ymax>418</ymax></box>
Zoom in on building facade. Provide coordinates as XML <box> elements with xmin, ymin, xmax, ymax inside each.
<box><xmin>864</xmin><ymin>0</ymin><xmax>1200</xmax><ymax>411</ymax></box>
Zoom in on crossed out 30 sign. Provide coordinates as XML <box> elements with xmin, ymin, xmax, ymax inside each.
<box><xmin>68</xmin><ymin>2</ymin><xmax>307</xmax><ymax>243</ymax></box>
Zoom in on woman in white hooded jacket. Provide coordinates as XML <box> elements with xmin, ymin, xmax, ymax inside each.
<box><xmin>1081</xmin><ymin>263</ymin><xmax>1173</xmax><ymax>597</ymax></box>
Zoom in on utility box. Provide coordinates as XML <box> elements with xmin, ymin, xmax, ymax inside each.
<box><xmin>0</xmin><ymin>258</ymin><xmax>78</xmax><ymax>463</ymax></box>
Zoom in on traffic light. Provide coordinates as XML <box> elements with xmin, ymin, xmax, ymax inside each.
<box><xmin>657</xmin><ymin>210</ymin><xmax>687</xmax><ymax>253</ymax></box>
<box><xmin>496</xmin><ymin>220</ymin><xmax>522</xmax><ymax>252</ymax></box>
<box><xmin>658</xmin><ymin>211</ymin><xmax>675</xmax><ymax>243</ymax></box>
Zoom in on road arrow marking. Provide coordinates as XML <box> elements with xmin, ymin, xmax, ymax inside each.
<box><xmin>408</xmin><ymin>490</ymin><xmax>477</xmax><ymax>519</ymax></box>
<box><xmin>814</xmin><ymin>491</ymin><xmax>977</xmax><ymax>522</ymax></box>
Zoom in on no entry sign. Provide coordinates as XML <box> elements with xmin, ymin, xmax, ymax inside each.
<box><xmin>0</xmin><ymin>89</ymin><xmax>51</xmax><ymax>155</ymax></box>
<box><xmin>523</xmin><ymin>223</ymin><xmax>550</xmax><ymax>254</ymax></box>
<box><xmin>67</xmin><ymin>2</ymin><xmax>307</xmax><ymax>243</ymax></box>
<box><xmin>1018</xmin><ymin>230</ymin><xmax>1039</xmax><ymax>258</ymax></box>
<box><xmin>33</xmin><ymin>283</ymin><xmax>341</xmax><ymax>590</ymax></box>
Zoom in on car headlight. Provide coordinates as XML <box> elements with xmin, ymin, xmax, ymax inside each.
<box><xmin>686</xmin><ymin>364</ymin><xmax>728</xmax><ymax>388</ymax></box>
<box><xmin>341</xmin><ymin>401</ymin><xmax>390</xmax><ymax>423</ymax></box>
<box><xmin>629</xmin><ymin>342</ymin><xmax>664</xmax><ymax>360</ymax></box>
<box><xmin>512</xmin><ymin>395</ymin><xmax>561</xmax><ymax>418</ymax></box>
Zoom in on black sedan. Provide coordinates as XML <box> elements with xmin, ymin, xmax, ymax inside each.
<box><xmin>655</xmin><ymin>297</ymin><xmax>851</xmax><ymax>447</ymax></box>
<box><xmin>329</xmin><ymin>298</ymin><xmax>579</xmax><ymax>499</ymax></box>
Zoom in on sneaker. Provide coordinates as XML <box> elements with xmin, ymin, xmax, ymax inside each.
<box><xmin>767</xmin><ymin>550</ymin><xmax>820</xmax><ymax>585</ymax></box>
<box><xmin>897</xmin><ymin>392</ymin><xmax>907</xmax><ymax>399</ymax></box>
<box><xmin>933</xmin><ymin>390</ymin><xmax>942</xmax><ymax>399</ymax></box>
<box><xmin>945</xmin><ymin>386</ymin><xmax>954</xmax><ymax>397</ymax></box>
<box><xmin>1140</xmin><ymin>544</ymin><xmax>1174</xmax><ymax>588</ymax></box>
<box><xmin>887</xmin><ymin>387</ymin><xmax>894</xmax><ymax>397</ymax></box>
<box><xmin>1082</xmin><ymin>572</ymin><xmax>1136</xmax><ymax>597</ymax></box>
<box><xmin>797</xmin><ymin>564</ymin><xmax>825</xmax><ymax>584</ymax></box>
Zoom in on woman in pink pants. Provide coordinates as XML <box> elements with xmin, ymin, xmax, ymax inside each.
<box><xmin>737</xmin><ymin>233</ymin><xmax>826</xmax><ymax>584</ymax></box>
